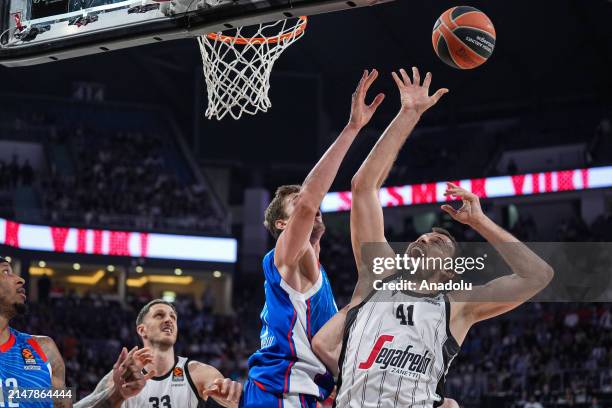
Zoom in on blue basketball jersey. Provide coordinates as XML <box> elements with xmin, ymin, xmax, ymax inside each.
<box><xmin>0</xmin><ymin>328</ymin><xmax>53</xmax><ymax>408</ymax></box>
<box><xmin>247</xmin><ymin>249</ymin><xmax>338</xmax><ymax>400</ymax></box>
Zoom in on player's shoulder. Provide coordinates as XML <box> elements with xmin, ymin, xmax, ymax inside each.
<box><xmin>31</xmin><ymin>335</ymin><xmax>59</xmax><ymax>351</ymax></box>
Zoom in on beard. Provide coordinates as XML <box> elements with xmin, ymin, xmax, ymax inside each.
<box><xmin>0</xmin><ymin>302</ymin><xmax>27</xmax><ymax>320</ymax></box>
<box><xmin>14</xmin><ymin>302</ymin><xmax>27</xmax><ymax>315</ymax></box>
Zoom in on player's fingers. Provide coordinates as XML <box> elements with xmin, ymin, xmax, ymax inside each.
<box><xmin>235</xmin><ymin>382</ymin><xmax>243</xmax><ymax>402</ymax></box>
<box><xmin>230</xmin><ymin>382</ymin><xmax>242</xmax><ymax>402</ymax></box>
<box><xmin>134</xmin><ymin>347</ymin><xmax>151</xmax><ymax>357</ymax></box>
<box><xmin>391</xmin><ymin>72</ymin><xmax>404</xmax><ymax>89</ymax></box>
<box><xmin>115</xmin><ymin>365</ymin><xmax>127</xmax><ymax>380</ymax></box>
<box><xmin>441</xmin><ymin>205</ymin><xmax>458</xmax><ymax>216</ymax></box>
<box><xmin>368</xmin><ymin>93</ymin><xmax>385</xmax><ymax>110</ymax></box>
<box><xmin>431</xmin><ymin>88</ymin><xmax>449</xmax><ymax>104</ymax></box>
<box><xmin>399</xmin><ymin>68</ymin><xmax>412</xmax><ymax>86</ymax></box>
<box><xmin>354</xmin><ymin>70</ymin><xmax>367</xmax><ymax>94</ymax></box>
<box><xmin>114</xmin><ymin>347</ymin><xmax>128</xmax><ymax>369</ymax></box>
<box><xmin>125</xmin><ymin>346</ymin><xmax>138</xmax><ymax>359</ymax></box>
<box><xmin>225</xmin><ymin>382</ymin><xmax>237</xmax><ymax>402</ymax></box>
<box><xmin>134</xmin><ymin>350</ymin><xmax>153</xmax><ymax>361</ymax></box>
<box><xmin>122</xmin><ymin>380</ymin><xmax>144</xmax><ymax>391</ymax></box>
<box><xmin>201</xmin><ymin>384</ymin><xmax>219</xmax><ymax>397</ymax></box>
<box><xmin>220</xmin><ymin>378</ymin><xmax>231</xmax><ymax>395</ymax></box>
<box><xmin>423</xmin><ymin>71</ymin><xmax>432</xmax><ymax>89</ymax></box>
<box><xmin>364</xmin><ymin>69</ymin><xmax>379</xmax><ymax>90</ymax></box>
<box><xmin>412</xmin><ymin>67</ymin><xmax>421</xmax><ymax>86</ymax></box>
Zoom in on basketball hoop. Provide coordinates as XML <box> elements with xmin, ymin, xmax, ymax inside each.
<box><xmin>198</xmin><ymin>16</ymin><xmax>308</xmax><ymax>120</ymax></box>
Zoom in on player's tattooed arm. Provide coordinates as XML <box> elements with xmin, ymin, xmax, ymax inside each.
<box><xmin>187</xmin><ymin>361</ymin><xmax>242</xmax><ymax>408</ymax></box>
<box><xmin>442</xmin><ymin>183</ymin><xmax>554</xmax><ymax>338</ymax></box>
<box><xmin>74</xmin><ymin>347</ymin><xmax>155</xmax><ymax>408</ymax></box>
<box><xmin>274</xmin><ymin>70</ymin><xmax>384</xmax><ymax>286</ymax></box>
<box><xmin>35</xmin><ymin>336</ymin><xmax>72</xmax><ymax>408</ymax></box>
<box><xmin>74</xmin><ymin>371</ymin><xmax>115</xmax><ymax>408</ymax></box>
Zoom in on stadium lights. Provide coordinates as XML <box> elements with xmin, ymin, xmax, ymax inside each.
<box><xmin>29</xmin><ymin>267</ymin><xmax>54</xmax><ymax>276</ymax></box>
<box><xmin>213</xmin><ymin>270</ymin><xmax>222</xmax><ymax>278</ymax></box>
<box><xmin>66</xmin><ymin>270</ymin><xmax>105</xmax><ymax>285</ymax></box>
<box><xmin>38</xmin><ymin>260</ymin><xmax>46</xmax><ymax>268</ymax></box>
<box><xmin>126</xmin><ymin>275</ymin><xmax>194</xmax><ymax>288</ymax></box>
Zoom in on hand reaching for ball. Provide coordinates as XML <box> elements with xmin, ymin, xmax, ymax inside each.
<box><xmin>391</xmin><ymin>67</ymin><xmax>449</xmax><ymax>116</ymax></box>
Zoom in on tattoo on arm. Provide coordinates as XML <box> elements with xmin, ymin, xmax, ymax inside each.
<box><xmin>35</xmin><ymin>336</ymin><xmax>72</xmax><ymax>408</ymax></box>
<box><xmin>74</xmin><ymin>372</ymin><xmax>115</xmax><ymax>408</ymax></box>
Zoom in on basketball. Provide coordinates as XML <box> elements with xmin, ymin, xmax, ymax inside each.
<box><xmin>432</xmin><ymin>6</ymin><xmax>496</xmax><ymax>69</ymax></box>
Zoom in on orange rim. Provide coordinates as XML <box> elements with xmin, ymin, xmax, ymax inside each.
<box><xmin>206</xmin><ymin>16</ymin><xmax>308</xmax><ymax>45</ymax></box>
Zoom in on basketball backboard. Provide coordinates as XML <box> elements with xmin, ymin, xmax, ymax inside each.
<box><xmin>0</xmin><ymin>0</ymin><xmax>394</xmax><ymax>67</ymax></box>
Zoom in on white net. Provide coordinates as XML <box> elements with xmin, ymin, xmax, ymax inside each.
<box><xmin>198</xmin><ymin>17</ymin><xmax>307</xmax><ymax>120</ymax></box>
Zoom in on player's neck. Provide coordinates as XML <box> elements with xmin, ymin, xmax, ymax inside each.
<box><xmin>150</xmin><ymin>346</ymin><xmax>176</xmax><ymax>377</ymax></box>
<box><xmin>0</xmin><ymin>315</ymin><xmax>10</xmax><ymax>346</ymax></box>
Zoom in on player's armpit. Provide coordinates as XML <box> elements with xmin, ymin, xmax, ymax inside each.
<box><xmin>34</xmin><ymin>336</ymin><xmax>72</xmax><ymax>408</ymax></box>
<box><xmin>188</xmin><ymin>361</ymin><xmax>242</xmax><ymax>408</ymax></box>
<box><xmin>312</xmin><ymin>305</ymin><xmax>350</xmax><ymax>377</ymax></box>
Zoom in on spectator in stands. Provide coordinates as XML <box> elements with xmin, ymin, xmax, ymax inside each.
<box><xmin>21</xmin><ymin>159</ymin><xmax>34</xmax><ymax>186</ymax></box>
<box><xmin>41</xmin><ymin>131</ymin><xmax>223</xmax><ymax>233</ymax></box>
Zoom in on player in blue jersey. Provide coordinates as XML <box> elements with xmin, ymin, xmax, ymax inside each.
<box><xmin>241</xmin><ymin>70</ymin><xmax>386</xmax><ymax>408</ymax></box>
<box><xmin>1</xmin><ymin>256</ymin><xmax>153</xmax><ymax>408</ymax></box>
<box><xmin>0</xmin><ymin>256</ymin><xmax>70</xmax><ymax>407</ymax></box>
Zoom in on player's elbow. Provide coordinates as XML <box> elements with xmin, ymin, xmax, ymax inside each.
<box><xmin>312</xmin><ymin>337</ymin><xmax>339</xmax><ymax>376</ymax></box>
<box><xmin>294</xmin><ymin>193</ymin><xmax>320</xmax><ymax>215</ymax></box>
<box><xmin>351</xmin><ymin>174</ymin><xmax>376</xmax><ymax>194</ymax></box>
<box><xmin>539</xmin><ymin>264</ymin><xmax>555</xmax><ymax>287</ymax></box>
<box><xmin>311</xmin><ymin>335</ymin><xmax>327</xmax><ymax>359</ymax></box>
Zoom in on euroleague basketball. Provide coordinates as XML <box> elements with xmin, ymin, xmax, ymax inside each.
<box><xmin>432</xmin><ymin>6</ymin><xmax>496</xmax><ymax>69</ymax></box>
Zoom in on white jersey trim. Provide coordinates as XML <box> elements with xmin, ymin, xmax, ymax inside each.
<box><xmin>279</xmin><ymin>270</ymin><xmax>323</xmax><ymax>300</ymax></box>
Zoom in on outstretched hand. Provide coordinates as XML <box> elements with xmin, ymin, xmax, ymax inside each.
<box><xmin>201</xmin><ymin>378</ymin><xmax>243</xmax><ymax>407</ymax></box>
<box><xmin>441</xmin><ymin>182</ymin><xmax>487</xmax><ymax>227</ymax></box>
<box><xmin>112</xmin><ymin>346</ymin><xmax>156</xmax><ymax>400</ymax></box>
<box><xmin>391</xmin><ymin>67</ymin><xmax>448</xmax><ymax>115</ymax></box>
<box><xmin>348</xmin><ymin>69</ymin><xmax>386</xmax><ymax>129</ymax></box>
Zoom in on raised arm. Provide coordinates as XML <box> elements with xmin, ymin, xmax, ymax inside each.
<box><xmin>313</xmin><ymin>68</ymin><xmax>448</xmax><ymax>374</ymax></box>
<box><xmin>274</xmin><ymin>70</ymin><xmax>385</xmax><ymax>273</ymax></box>
<box><xmin>351</xmin><ymin>68</ymin><xmax>448</xmax><ymax>295</ymax></box>
<box><xmin>442</xmin><ymin>183</ymin><xmax>554</xmax><ymax>337</ymax></box>
<box><xmin>188</xmin><ymin>362</ymin><xmax>242</xmax><ymax>408</ymax></box>
<box><xmin>74</xmin><ymin>347</ymin><xmax>155</xmax><ymax>408</ymax></box>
